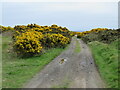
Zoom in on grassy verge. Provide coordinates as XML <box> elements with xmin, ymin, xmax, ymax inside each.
<box><xmin>74</xmin><ymin>39</ymin><xmax>81</xmax><ymax>53</ymax></box>
<box><xmin>2</xmin><ymin>35</ymin><xmax>68</xmax><ymax>88</ymax></box>
<box><xmin>88</xmin><ymin>40</ymin><xmax>119</xmax><ymax>88</ymax></box>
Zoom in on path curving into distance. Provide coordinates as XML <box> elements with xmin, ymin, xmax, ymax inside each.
<box><xmin>24</xmin><ymin>37</ymin><xmax>105</xmax><ymax>88</ymax></box>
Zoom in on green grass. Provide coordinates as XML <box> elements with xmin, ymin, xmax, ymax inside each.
<box><xmin>74</xmin><ymin>39</ymin><xmax>81</xmax><ymax>53</ymax></box>
<box><xmin>88</xmin><ymin>40</ymin><xmax>119</xmax><ymax>88</ymax></box>
<box><xmin>2</xmin><ymin>35</ymin><xmax>68</xmax><ymax>88</ymax></box>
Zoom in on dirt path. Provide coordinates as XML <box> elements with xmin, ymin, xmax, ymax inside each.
<box><xmin>24</xmin><ymin>37</ymin><xmax>105</xmax><ymax>88</ymax></box>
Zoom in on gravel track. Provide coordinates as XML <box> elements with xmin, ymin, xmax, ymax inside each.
<box><xmin>24</xmin><ymin>37</ymin><xmax>105</xmax><ymax>88</ymax></box>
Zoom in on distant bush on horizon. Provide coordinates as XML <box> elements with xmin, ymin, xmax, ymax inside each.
<box><xmin>0</xmin><ymin>25</ymin><xmax>14</xmax><ymax>33</ymax></box>
<box><xmin>80</xmin><ymin>28</ymin><xmax>119</xmax><ymax>44</ymax></box>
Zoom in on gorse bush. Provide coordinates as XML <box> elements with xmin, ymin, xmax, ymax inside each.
<box><xmin>0</xmin><ymin>25</ymin><xmax>14</xmax><ymax>33</ymax></box>
<box><xmin>13</xmin><ymin>30</ymin><xmax>43</xmax><ymax>57</ymax></box>
<box><xmin>81</xmin><ymin>29</ymin><xmax>119</xmax><ymax>44</ymax></box>
<box><xmin>74</xmin><ymin>28</ymin><xmax>109</xmax><ymax>38</ymax></box>
<box><xmin>12</xmin><ymin>24</ymin><xmax>71</xmax><ymax>57</ymax></box>
<box><xmin>14</xmin><ymin>24</ymin><xmax>71</xmax><ymax>37</ymax></box>
<box><xmin>72</xmin><ymin>28</ymin><xmax>119</xmax><ymax>44</ymax></box>
<box><xmin>42</xmin><ymin>33</ymin><xmax>70</xmax><ymax>48</ymax></box>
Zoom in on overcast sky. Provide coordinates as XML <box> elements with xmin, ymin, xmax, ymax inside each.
<box><xmin>1</xmin><ymin>0</ymin><xmax>118</xmax><ymax>31</ymax></box>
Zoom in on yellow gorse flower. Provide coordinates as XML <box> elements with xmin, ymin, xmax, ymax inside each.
<box><xmin>13</xmin><ymin>24</ymin><xmax>71</xmax><ymax>57</ymax></box>
<box><xmin>42</xmin><ymin>33</ymin><xmax>70</xmax><ymax>48</ymax></box>
<box><xmin>14</xmin><ymin>30</ymin><xmax>43</xmax><ymax>55</ymax></box>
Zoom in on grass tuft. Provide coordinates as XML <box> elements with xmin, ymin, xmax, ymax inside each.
<box><xmin>74</xmin><ymin>39</ymin><xmax>81</xmax><ymax>53</ymax></box>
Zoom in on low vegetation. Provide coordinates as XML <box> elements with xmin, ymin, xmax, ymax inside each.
<box><xmin>81</xmin><ymin>29</ymin><xmax>119</xmax><ymax>44</ymax></box>
<box><xmin>78</xmin><ymin>28</ymin><xmax>119</xmax><ymax>88</ymax></box>
<box><xmin>88</xmin><ymin>40</ymin><xmax>119</xmax><ymax>88</ymax></box>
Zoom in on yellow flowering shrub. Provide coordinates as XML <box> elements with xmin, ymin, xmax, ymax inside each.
<box><xmin>42</xmin><ymin>33</ymin><xmax>70</xmax><ymax>48</ymax></box>
<box><xmin>0</xmin><ymin>25</ymin><xmax>14</xmax><ymax>33</ymax></box>
<box><xmin>75</xmin><ymin>28</ymin><xmax>109</xmax><ymax>38</ymax></box>
<box><xmin>12</xmin><ymin>24</ymin><xmax>71</xmax><ymax>57</ymax></box>
<box><xmin>13</xmin><ymin>30</ymin><xmax>43</xmax><ymax>57</ymax></box>
<box><xmin>13</xmin><ymin>24</ymin><xmax>71</xmax><ymax>40</ymax></box>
